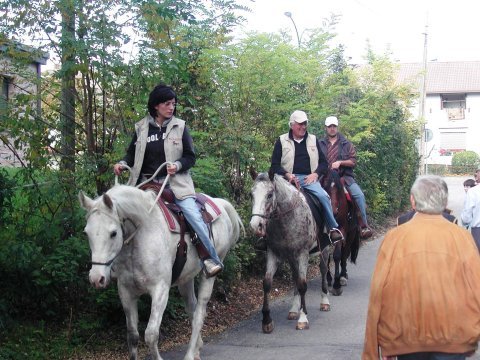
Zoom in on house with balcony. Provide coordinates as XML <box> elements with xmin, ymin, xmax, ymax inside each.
<box><xmin>397</xmin><ymin>61</ymin><xmax>480</xmax><ymax>166</ymax></box>
<box><xmin>1</xmin><ymin>40</ymin><xmax>49</xmax><ymax>166</ymax></box>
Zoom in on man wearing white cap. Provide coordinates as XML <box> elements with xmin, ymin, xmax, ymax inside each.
<box><xmin>270</xmin><ymin>110</ymin><xmax>344</xmax><ymax>242</ymax></box>
<box><xmin>319</xmin><ymin>116</ymin><xmax>373</xmax><ymax>239</ymax></box>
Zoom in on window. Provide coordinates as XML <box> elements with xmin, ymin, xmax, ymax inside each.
<box><xmin>439</xmin><ymin>131</ymin><xmax>466</xmax><ymax>153</ymax></box>
<box><xmin>440</xmin><ymin>94</ymin><xmax>466</xmax><ymax>120</ymax></box>
<box><xmin>1</xmin><ymin>76</ymin><xmax>11</xmax><ymax>120</ymax></box>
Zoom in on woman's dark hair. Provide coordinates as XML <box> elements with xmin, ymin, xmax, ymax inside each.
<box><xmin>148</xmin><ymin>83</ymin><xmax>177</xmax><ymax>118</ymax></box>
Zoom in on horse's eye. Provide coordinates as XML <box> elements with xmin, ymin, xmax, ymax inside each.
<box><xmin>110</xmin><ymin>231</ymin><xmax>117</xmax><ymax>238</ymax></box>
<box><xmin>267</xmin><ymin>193</ymin><xmax>273</xmax><ymax>199</ymax></box>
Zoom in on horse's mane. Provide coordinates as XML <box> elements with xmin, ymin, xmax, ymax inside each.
<box><xmin>254</xmin><ymin>172</ymin><xmax>299</xmax><ymax>201</ymax></box>
<box><xmin>106</xmin><ymin>185</ymin><xmax>157</xmax><ymax>219</ymax></box>
<box><xmin>327</xmin><ymin>170</ymin><xmax>343</xmax><ymax>194</ymax></box>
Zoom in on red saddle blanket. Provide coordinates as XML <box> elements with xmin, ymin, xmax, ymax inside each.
<box><xmin>140</xmin><ymin>183</ymin><xmax>221</xmax><ymax>232</ymax></box>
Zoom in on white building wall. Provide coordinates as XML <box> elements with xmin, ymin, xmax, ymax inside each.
<box><xmin>423</xmin><ymin>93</ymin><xmax>480</xmax><ymax>165</ymax></box>
<box><xmin>466</xmin><ymin>93</ymin><xmax>480</xmax><ymax>155</ymax></box>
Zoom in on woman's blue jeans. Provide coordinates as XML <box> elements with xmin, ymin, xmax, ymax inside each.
<box><xmin>175</xmin><ymin>196</ymin><xmax>223</xmax><ymax>267</ymax></box>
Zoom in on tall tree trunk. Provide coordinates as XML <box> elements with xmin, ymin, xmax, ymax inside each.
<box><xmin>59</xmin><ymin>0</ymin><xmax>77</xmax><ymax>240</ymax></box>
<box><xmin>60</xmin><ymin>0</ymin><xmax>76</xmax><ymax>173</ymax></box>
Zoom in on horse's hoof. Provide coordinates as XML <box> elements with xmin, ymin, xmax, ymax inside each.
<box><xmin>296</xmin><ymin>321</ymin><xmax>309</xmax><ymax>330</ymax></box>
<box><xmin>262</xmin><ymin>321</ymin><xmax>274</xmax><ymax>334</ymax></box>
<box><xmin>287</xmin><ymin>312</ymin><xmax>298</xmax><ymax>320</ymax></box>
<box><xmin>320</xmin><ymin>303</ymin><xmax>331</xmax><ymax>312</ymax></box>
<box><xmin>340</xmin><ymin>276</ymin><xmax>348</xmax><ymax>286</ymax></box>
<box><xmin>330</xmin><ymin>287</ymin><xmax>343</xmax><ymax>296</ymax></box>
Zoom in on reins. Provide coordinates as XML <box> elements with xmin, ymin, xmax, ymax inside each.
<box><xmin>90</xmin><ymin>161</ymin><xmax>172</xmax><ymax>267</ymax></box>
<box><xmin>88</xmin><ymin>208</ymin><xmax>139</xmax><ymax>267</ymax></box>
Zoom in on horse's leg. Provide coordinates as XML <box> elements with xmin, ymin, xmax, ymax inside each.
<box><xmin>288</xmin><ymin>287</ymin><xmax>301</xmax><ymax>320</ymax></box>
<box><xmin>294</xmin><ymin>252</ymin><xmax>310</xmax><ymax>330</ymax></box>
<box><xmin>184</xmin><ymin>276</ymin><xmax>216</xmax><ymax>360</ymax></box>
<box><xmin>330</xmin><ymin>242</ymin><xmax>343</xmax><ymax>296</ymax></box>
<box><xmin>340</xmin><ymin>249</ymin><xmax>349</xmax><ymax>286</ymax></box>
<box><xmin>326</xmin><ymin>255</ymin><xmax>333</xmax><ymax>290</ymax></box>
<box><xmin>319</xmin><ymin>248</ymin><xmax>331</xmax><ymax>311</ymax></box>
<box><xmin>144</xmin><ymin>280</ymin><xmax>170</xmax><ymax>360</ymax></box>
<box><xmin>118</xmin><ymin>284</ymin><xmax>140</xmax><ymax>360</ymax></box>
<box><xmin>178</xmin><ymin>280</ymin><xmax>203</xmax><ymax>360</ymax></box>
<box><xmin>262</xmin><ymin>251</ymin><xmax>280</xmax><ymax>334</ymax></box>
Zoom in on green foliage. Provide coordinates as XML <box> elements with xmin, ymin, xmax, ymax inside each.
<box><xmin>451</xmin><ymin>150</ymin><xmax>480</xmax><ymax>174</ymax></box>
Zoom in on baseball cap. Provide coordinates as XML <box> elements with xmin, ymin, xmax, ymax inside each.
<box><xmin>290</xmin><ymin>110</ymin><xmax>308</xmax><ymax>124</ymax></box>
<box><xmin>325</xmin><ymin>116</ymin><xmax>338</xmax><ymax>126</ymax></box>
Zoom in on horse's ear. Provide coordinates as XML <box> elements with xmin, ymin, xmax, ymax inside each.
<box><xmin>268</xmin><ymin>167</ymin><xmax>275</xmax><ymax>181</ymax></box>
<box><xmin>79</xmin><ymin>191</ymin><xmax>94</xmax><ymax>211</ymax></box>
<box><xmin>249</xmin><ymin>166</ymin><xmax>258</xmax><ymax>180</ymax></box>
<box><xmin>103</xmin><ymin>193</ymin><xmax>114</xmax><ymax>210</ymax></box>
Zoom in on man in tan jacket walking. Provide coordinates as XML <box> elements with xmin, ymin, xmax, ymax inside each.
<box><xmin>363</xmin><ymin>175</ymin><xmax>480</xmax><ymax>360</ymax></box>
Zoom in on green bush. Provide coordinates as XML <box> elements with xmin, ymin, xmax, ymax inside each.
<box><xmin>451</xmin><ymin>151</ymin><xmax>480</xmax><ymax>175</ymax></box>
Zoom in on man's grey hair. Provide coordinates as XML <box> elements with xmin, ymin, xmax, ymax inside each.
<box><xmin>411</xmin><ymin>175</ymin><xmax>448</xmax><ymax>214</ymax></box>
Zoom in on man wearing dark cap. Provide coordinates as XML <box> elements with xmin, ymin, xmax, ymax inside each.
<box><xmin>319</xmin><ymin>116</ymin><xmax>373</xmax><ymax>239</ymax></box>
<box><xmin>270</xmin><ymin>110</ymin><xmax>344</xmax><ymax>242</ymax></box>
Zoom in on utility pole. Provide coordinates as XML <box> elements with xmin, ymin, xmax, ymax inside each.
<box><xmin>418</xmin><ymin>24</ymin><xmax>428</xmax><ymax>175</ymax></box>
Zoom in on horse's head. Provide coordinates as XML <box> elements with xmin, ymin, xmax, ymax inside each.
<box><xmin>250</xmin><ymin>172</ymin><xmax>277</xmax><ymax>237</ymax></box>
<box><xmin>79</xmin><ymin>190</ymin><xmax>125</xmax><ymax>289</ymax></box>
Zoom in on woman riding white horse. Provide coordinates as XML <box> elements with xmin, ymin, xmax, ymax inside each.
<box><xmin>113</xmin><ymin>83</ymin><xmax>223</xmax><ymax>278</ymax></box>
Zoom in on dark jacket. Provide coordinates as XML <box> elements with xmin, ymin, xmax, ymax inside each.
<box><xmin>397</xmin><ymin>209</ymin><xmax>458</xmax><ymax>226</ymax></box>
<box><xmin>319</xmin><ymin>133</ymin><xmax>356</xmax><ymax>185</ymax></box>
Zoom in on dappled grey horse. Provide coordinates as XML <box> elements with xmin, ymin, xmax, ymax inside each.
<box><xmin>79</xmin><ymin>184</ymin><xmax>243</xmax><ymax>360</ymax></box>
<box><xmin>250</xmin><ymin>171</ymin><xmax>333</xmax><ymax>333</ymax></box>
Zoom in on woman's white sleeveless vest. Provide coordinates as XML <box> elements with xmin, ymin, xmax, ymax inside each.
<box><xmin>279</xmin><ymin>133</ymin><xmax>319</xmax><ymax>173</ymax></box>
<box><xmin>127</xmin><ymin>115</ymin><xmax>195</xmax><ymax>200</ymax></box>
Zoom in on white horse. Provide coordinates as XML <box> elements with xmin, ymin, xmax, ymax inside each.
<box><xmin>79</xmin><ymin>184</ymin><xmax>243</xmax><ymax>360</ymax></box>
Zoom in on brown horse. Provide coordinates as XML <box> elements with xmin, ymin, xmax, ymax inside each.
<box><xmin>322</xmin><ymin>170</ymin><xmax>360</xmax><ymax>296</ymax></box>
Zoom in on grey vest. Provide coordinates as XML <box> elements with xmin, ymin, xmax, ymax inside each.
<box><xmin>279</xmin><ymin>133</ymin><xmax>319</xmax><ymax>174</ymax></box>
<box><xmin>127</xmin><ymin>115</ymin><xmax>195</xmax><ymax>200</ymax></box>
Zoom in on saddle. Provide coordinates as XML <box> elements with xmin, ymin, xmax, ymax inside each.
<box><xmin>140</xmin><ymin>182</ymin><xmax>222</xmax><ymax>284</ymax></box>
<box><xmin>301</xmin><ymin>189</ymin><xmax>332</xmax><ymax>254</ymax></box>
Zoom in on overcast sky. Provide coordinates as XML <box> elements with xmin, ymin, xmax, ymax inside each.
<box><xmin>236</xmin><ymin>0</ymin><xmax>479</xmax><ymax>64</ymax></box>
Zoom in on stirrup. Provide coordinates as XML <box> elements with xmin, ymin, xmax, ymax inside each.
<box><xmin>329</xmin><ymin>228</ymin><xmax>344</xmax><ymax>243</ymax></box>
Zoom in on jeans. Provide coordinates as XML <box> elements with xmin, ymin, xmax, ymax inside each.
<box><xmin>175</xmin><ymin>196</ymin><xmax>223</xmax><ymax>267</ymax></box>
<box><xmin>398</xmin><ymin>352</ymin><xmax>468</xmax><ymax>360</ymax></box>
<box><xmin>346</xmin><ymin>182</ymin><xmax>368</xmax><ymax>227</ymax></box>
<box><xmin>295</xmin><ymin>174</ymin><xmax>339</xmax><ymax>230</ymax></box>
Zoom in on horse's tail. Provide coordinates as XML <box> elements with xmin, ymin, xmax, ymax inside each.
<box><xmin>349</xmin><ymin>201</ymin><xmax>361</xmax><ymax>264</ymax></box>
<box><xmin>350</xmin><ymin>231</ymin><xmax>360</xmax><ymax>264</ymax></box>
<box><xmin>217</xmin><ymin>198</ymin><xmax>244</xmax><ymax>243</ymax></box>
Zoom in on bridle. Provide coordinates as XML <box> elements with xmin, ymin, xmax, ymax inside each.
<box><xmin>87</xmin><ymin>208</ymin><xmax>139</xmax><ymax>267</ymax></box>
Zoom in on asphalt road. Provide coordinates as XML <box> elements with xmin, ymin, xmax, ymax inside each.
<box><xmin>163</xmin><ymin>176</ymin><xmax>479</xmax><ymax>360</ymax></box>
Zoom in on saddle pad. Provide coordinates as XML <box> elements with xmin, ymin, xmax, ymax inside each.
<box><xmin>158</xmin><ymin>194</ymin><xmax>221</xmax><ymax>233</ymax></box>
<box><xmin>339</xmin><ymin>177</ymin><xmax>352</xmax><ymax>202</ymax></box>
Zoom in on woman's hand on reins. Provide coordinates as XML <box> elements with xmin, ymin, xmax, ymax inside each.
<box><xmin>166</xmin><ymin>163</ymin><xmax>178</xmax><ymax>175</ymax></box>
<box><xmin>114</xmin><ymin>163</ymin><xmax>125</xmax><ymax>176</ymax></box>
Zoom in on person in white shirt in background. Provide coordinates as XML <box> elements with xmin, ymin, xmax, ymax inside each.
<box><xmin>461</xmin><ymin>169</ymin><xmax>480</xmax><ymax>252</ymax></box>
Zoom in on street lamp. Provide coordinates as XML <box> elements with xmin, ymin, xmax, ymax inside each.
<box><xmin>284</xmin><ymin>11</ymin><xmax>301</xmax><ymax>48</ymax></box>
